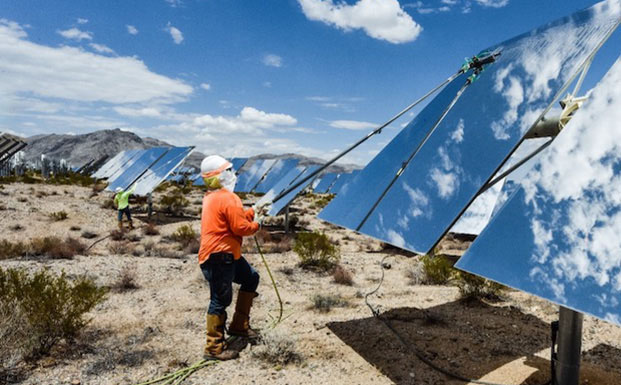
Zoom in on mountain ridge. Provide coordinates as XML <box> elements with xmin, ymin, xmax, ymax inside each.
<box><xmin>19</xmin><ymin>129</ymin><xmax>360</xmax><ymax>173</ymax></box>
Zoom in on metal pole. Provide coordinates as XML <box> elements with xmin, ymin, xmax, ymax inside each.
<box><xmin>555</xmin><ymin>306</ymin><xmax>583</xmax><ymax>385</ymax></box>
<box><xmin>284</xmin><ymin>204</ymin><xmax>290</xmax><ymax>235</ymax></box>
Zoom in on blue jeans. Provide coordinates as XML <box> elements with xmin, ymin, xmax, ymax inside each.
<box><xmin>200</xmin><ymin>256</ymin><xmax>259</xmax><ymax>315</ymax></box>
<box><xmin>117</xmin><ymin>207</ymin><xmax>132</xmax><ymax>221</ymax></box>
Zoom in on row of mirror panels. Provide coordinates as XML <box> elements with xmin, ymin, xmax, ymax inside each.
<box><xmin>319</xmin><ymin>1</ymin><xmax>621</xmax><ymax>255</ymax></box>
<box><xmin>457</xmin><ymin>56</ymin><xmax>621</xmax><ymax>327</ymax></box>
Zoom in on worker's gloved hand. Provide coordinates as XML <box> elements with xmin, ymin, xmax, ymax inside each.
<box><xmin>252</xmin><ymin>201</ymin><xmax>272</xmax><ymax>216</ymax></box>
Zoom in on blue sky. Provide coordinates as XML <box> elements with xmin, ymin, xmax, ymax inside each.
<box><xmin>1</xmin><ymin>0</ymin><xmax>619</xmax><ymax>166</ymax></box>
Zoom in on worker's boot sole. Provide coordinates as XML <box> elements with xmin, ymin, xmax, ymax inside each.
<box><xmin>203</xmin><ymin>350</ymin><xmax>239</xmax><ymax>361</ymax></box>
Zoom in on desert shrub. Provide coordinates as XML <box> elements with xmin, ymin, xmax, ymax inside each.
<box><xmin>420</xmin><ymin>254</ymin><xmax>455</xmax><ymax>285</ymax></box>
<box><xmin>405</xmin><ymin>261</ymin><xmax>426</xmax><ymax>285</ymax></box>
<box><xmin>81</xmin><ymin>231</ymin><xmax>98</xmax><ymax>239</ymax></box>
<box><xmin>35</xmin><ymin>190</ymin><xmax>48</xmax><ymax>198</ymax></box>
<box><xmin>143</xmin><ymin>241</ymin><xmax>182</xmax><ymax>259</ymax></box>
<box><xmin>159</xmin><ymin>189</ymin><xmax>189</xmax><ymax>215</ymax></box>
<box><xmin>0</xmin><ymin>299</ymin><xmax>34</xmax><ymax>377</ymax></box>
<box><xmin>49</xmin><ymin>211</ymin><xmax>68</xmax><ymax>221</ymax></box>
<box><xmin>69</xmin><ymin>225</ymin><xmax>81</xmax><ymax>231</ymax></box>
<box><xmin>126</xmin><ymin>233</ymin><xmax>141</xmax><ymax>242</ymax></box>
<box><xmin>0</xmin><ymin>267</ymin><xmax>107</xmax><ymax>357</ymax></box>
<box><xmin>154</xmin><ymin>182</ymin><xmax>170</xmax><ymax>193</ymax></box>
<box><xmin>309</xmin><ymin>195</ymin><xmax>334</xmax><ymax>210</ymax></box>
<box><xmin>108</xmin><ymin>241</ymin><xmax>132</xmax><ymax>255</ymax></box>
<box><xmin>456</xmin><ymin>271</ymin><xmax>506</xmax><ymax>301</ymax></box>
<box><xmin>29</xmin><ymin>237</ymin><xmax>87</xmax><ymax>259</ymax></box>
<box><xmin>310</xmin><ymin>293</ymin><xmax>348</xmax><ymax>313</ymax></box>
<box><xmin>143</xmin><ymin>223</ymin><xmax>159</xmax><ymax>236</ymax></box>
<box><xmin>251</xmin><ymin>329</ymin><xmax>302</xmax><ymax>365</ymax></box>
<box><xmin>170</xmin><ymin>224</ymin><xmax>197</xmax><ymax>247</ymax></box>
<box><xmin>0</xmin><ymin>204</ymin><xmax>6</xmax><ymax>210</ymax></box>
<box><xmin>332</xmin><ymin>264</ymin><xmax>353</xmax><ymax>286</ymax></box>
<box><xmin>184</xmin><ymin>238</ymin><xmax>200</xmax><ymax>254</ymax></box>
<box><xmin>17</xmin><ymin>197</ymin><xmax>28</xmax><ymax>203</ymax></box>
<box><xmin>100</xmin><ymin>198</ymin><xmax>116</xmax><ymax>210</ymax></box>
<box><xmin>110</xmin><ymin>230</ymin><xmax>125</xmax><ymax>241</ymax></box>
<box><xmin>110</xmin><ymin>268</ymin><xmax>140</xmax><ymax>292</ymax></box>
<box><xmin>47</xmin><ymin>172</ymin><xmax>94</xmax><ymax>187</ymax></box>
<box><xmin>0</xmin><ymin>240</ymin><xmax>29</xmax><ymax>260</ymax></box>
<box><xmin>9</xmin><ymin>224</ymin><xmax>24</xmax><ymax>232</ymax></box>
<box><xmin>293</xmin><ymin>232</ymin><xmax>340</xmax><ymax>272</ymax></box>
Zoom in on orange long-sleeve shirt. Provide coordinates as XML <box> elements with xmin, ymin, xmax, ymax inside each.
<box><xmin>198</xmin><ymin>188</ymin><xmax>259</xmax><ymax>264</ymax></box>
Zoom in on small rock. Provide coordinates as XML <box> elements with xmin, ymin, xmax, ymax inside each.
<box><xmin>71</xmin><ymin>380</ymin><xmax>81</xmax><ymax>385</ymax></box>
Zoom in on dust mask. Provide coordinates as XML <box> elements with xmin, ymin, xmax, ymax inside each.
<box><xmin>220</xmin><ymin>169</ymin><xmax>237</xmax><ymax>191</ymax></box>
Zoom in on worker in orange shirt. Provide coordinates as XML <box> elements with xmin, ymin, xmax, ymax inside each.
<box><xmin>198</xmin><ymin>155</ymin><xmax>261</xmax><ymax>360</ymax></box>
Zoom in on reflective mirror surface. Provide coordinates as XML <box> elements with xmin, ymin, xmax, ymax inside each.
<box><xmin>230</xmin><ymin>157</ymin><xmax>248</xmax><ymax>172</ymax></box>
<box><xmin>133</xmin><ymin>147</ymin><xmax>193</xmax><ymax>196</ymax></box>
<box><xmin>255</xmin><ymin>165</ymin><xmax>306</xmax><ymax>210</ymax></box>
<box><xmin>234</xmin><ymin>159</ymin><xmax>276</xmax><ymax>192</ymax></box>
<box><xmin>254</xmin><ymin>158</ymin><xmax>300</xmax><ymax>194</ymax></box>
<box><xmin>320</xmin><ymin>1</ymin><xmax>620</xmax><ymax>254</ymax></box>
<box><xmin>314</xmin><ymin>172</ymin><xmax>339</xmax><ymax>193</ymax></box>
<box><xmin>269</xmin><ymin>165</ymin><xmax>320</xmax><ymax>216</ymax></box>
<box><xmin>457</xmin><ymin>56</ymin><xmax>621</xmax><ymax>326</ymax></box>
<box><xmin>93</xmin><ymin>149</ymin><xmax>141</xmax><ymax>179</ymax></box>
<box><xmin>106</xmin><ymin>149</ymin><xmax>146</xmax><ymax>182</ymax></box>
<box><xmin>107</xmin><ymin>147</ymin><xmax>168</xmax><ymax>191</ymax></box>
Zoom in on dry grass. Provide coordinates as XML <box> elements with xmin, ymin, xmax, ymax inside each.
<box><xmin>143</xmin><ymin>223</ymin><xmax>159</xmax><ymax>236</ymax></box>
<box><xmin>110</xmin><ymin>267</ymin><xmax>140</xmax><ymax>292</ymax></box>
<box><xmin>251</xmin><ymin>329</ymin><xmax>303</xmax><ymax>366</ymax></box>
<box><xmin>107</xmin><ymin>241</ymin><xmax>133</xmax><ymax>256</ymax></box>
<box><xmin>332</xmin><ymin>264</ymin><xmax>354</xmax><ymax>286</ymax></box>
<box><xmin>310</xmin><ymin>293</ymin><xmax>349</xmax><ymax>313</ymax></box>
<box><xmin>49</xmin><ymin>211</ymin><xmax>68</xmax><ymax>221</ymax></box>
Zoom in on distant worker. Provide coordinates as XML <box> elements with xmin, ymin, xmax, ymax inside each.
<box><xmin>114</xmin><ymin>184</ymin><xmax>136</xmax><ymax>231</ymax></box>
<box><xmin>199</xmin><ymin>155</ymin><xmax>261</xmax><ymax>360</ymax></box>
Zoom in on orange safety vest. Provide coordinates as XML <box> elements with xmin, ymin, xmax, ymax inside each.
<box><xmin>198</xmin><ymin>188</ymin><xmax>259</xmax><ymax>264</ymax></box>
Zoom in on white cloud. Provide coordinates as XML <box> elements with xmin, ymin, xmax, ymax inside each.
<box><xmin>475</xmin><ymin>0</ymin><xmax>509</xmax><ymax>8</ymax></box>
<box><xmin>262</xmin><ymin>54</ymin><xmax>282</xmax><ymax>67</ymax></box>
<box><xmin>200</xmin><ymin>83</ymin><xmax>211</xmax><ymax>91</ymax></box>
<box><xmin>0</xmin><ymin>19</ymin><xmax>192</xmax><ymax>105</ymax></box>
<box><xmin>330</xmin><ymin>120</ymin><xmax>375</xmax><ymax>130</ymax></box>
<box><xmin>166</xmin><ymin>23</ymin><xmax>183</xmax><ymax>44</ymax></box>
<box><xmin>89</xmin><ymin>43</ymin><xmax>115</xmax><ymax>55</ymax></box>
<box><xmin>520</xmin><ymin>57</ymin><xmax>621</xmax><ymax>304</ymax></box>
<box><xmin>165</xmin><ymin>0</ymin><xmax>183</xmax><ymax>7</ymax></box>
<box><xmin>77</xmin><ymin>18</ymin><xmax>88</xmax><ymax>24</ymax></box>
<box><xmin>430</xmin><ymin>168</ymin><xmax>458</xmax><ymax>198</ymax></box>
<box><xmin>450</xmin><ymin>118</ymin><xmax>464</xmax><ymax>142</ymax></box>
<box><xmin>114</xmin><ymin>106</ymin><xmax>163</xmax><ymax>118</ymax></box>
<box><xmin>263</xmin><ymin>81</ymin><xmax>272</xmax><ymax>88</ymax></box>
<box><xmin>298</xmin><ymin>0</ymin><xmax>422</xmax><ymax>44</ymax></box>
<box><xmin>127</xmin><ymin>25</ymin><xmax>138</xmax><ymax>35</ymax></box>
<box><xmin>57</xmin><ymin>27</ymin><xmax>92</xmax><ymax>41</ymax></box>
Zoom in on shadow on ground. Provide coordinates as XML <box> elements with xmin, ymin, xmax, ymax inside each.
<box><xmin>328</xmin><ymin>299</ymin><xmax>621</xmax><ymax>384</ymax></box>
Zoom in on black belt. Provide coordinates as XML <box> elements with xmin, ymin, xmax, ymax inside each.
<box><xmin>207</xmin><ymin>252</ymin><xmax>234</xmax><ymax>264</ymax></box>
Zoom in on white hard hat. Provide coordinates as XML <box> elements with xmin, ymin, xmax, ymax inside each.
<box><xmin>115</xmin><ymin>187</ymin><xmax>123</xmax><ymax>193</ymax></box>
<box><xmin>200</xmin><ymin>155</ymin><xmax>232</xmax><ymax>178</ymax></box>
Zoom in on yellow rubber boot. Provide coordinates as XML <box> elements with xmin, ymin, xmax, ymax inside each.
<box><xmin>205</xmin><ymin>314</ymin><xmax>238</xmax><ymax>360</ymax></box>
<box><xmin>228</xmin><ymin>291</ymin><xmax>259</xmax><ymax>339</ymax></box>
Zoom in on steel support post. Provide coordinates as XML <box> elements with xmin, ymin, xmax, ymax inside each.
<box><xmin>555</xmin><ymin>306</ymin><xmax>583</xmax><ymax>385</ymax></box>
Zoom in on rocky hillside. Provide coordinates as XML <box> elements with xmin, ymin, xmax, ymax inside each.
<box><xmin>21</xmin><ymin>129</ymin><xmax>361</xmax><ymax>173</ymax></box>
<box><xmin>24</xmin><ymin>129</ymin><xmax>176</xmax><ymax>168</ymax></box>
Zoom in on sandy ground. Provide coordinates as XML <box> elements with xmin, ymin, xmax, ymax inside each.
<box><xmin>1</xmin><ymin>182</ymin><xmax>621</xmax><ymax>385</ymax></box>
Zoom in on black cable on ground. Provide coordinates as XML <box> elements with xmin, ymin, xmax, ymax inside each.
<box><xmin>365</xmin><ymin>256</ymin><xmax>551</xmax><ymax>385</ymax></box>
